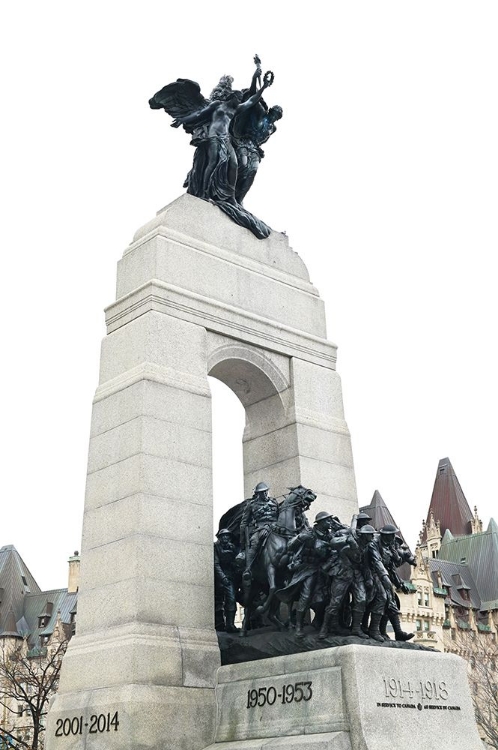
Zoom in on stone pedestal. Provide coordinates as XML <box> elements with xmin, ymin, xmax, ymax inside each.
<box><xmin>46</xmin><ymin>196</ymin><xmax>358</xmax><ymax>750</ymax></box>
<box><xmin>206</xmin><ymin>646</ymin><xmax>483</xmax><ymax>750</ymax></box>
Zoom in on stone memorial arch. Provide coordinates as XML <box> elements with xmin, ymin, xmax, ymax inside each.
<box><xmin>44</xmin><ymin>54</ymin><xmax>485</xmax><ymax>746</ymax></box>
<box><xmin>46</xmin><ymin>195</ymin><xmax>358</xmax><ymax>750</ymax></box>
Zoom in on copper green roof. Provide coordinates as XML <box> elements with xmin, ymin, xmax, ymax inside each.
<box><xmin>0</xmin><ymin>544</ymin><xmax>41</xmax><ymax>635</ymax></box>
<box><xmin>0</xmin><ymin>545</ymin><xmax>77</xmax><ymax>647</ymax></box>
<box><xmin>428</xmin><ymin>558</ymin><xmax>480</xmax><ymax>609</ymax></box>
<box><xmin>433</xmin><ymin>586</ymin><xmax>447</xmax><ymax>597</ymax></box>
<box><xmin>438</xmin><ymin>518</ymin><xmax>498</xmax><ymax>610</ymax></box>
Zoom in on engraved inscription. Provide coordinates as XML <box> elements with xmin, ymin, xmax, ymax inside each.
<box><xmin>382</xmin><ymin>677</ymin><xmax>449</xmax><ymax>701</ymax></box>
<box><xmin>246</xmin><ymin>681</ymin><xmax>313</xmax><ymax>708</ymax></box>
<box><xmin>378</xmin><ymin>678</ymin><xmax>460</xmax><ymax>712</ymax></box>
<box><xmin>54</xmin><ymin>712</ymin><xmax>119</xmax><ymax>737</ymax></box>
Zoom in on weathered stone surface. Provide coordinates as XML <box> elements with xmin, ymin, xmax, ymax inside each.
<box><xmin>131</xmin><ymin>194</ymin><xmax>310</xmax><ymax>282</ymax></box>
<box><xmin>211</xmin><ymin>646</ymin><xmax>483</xmax><ymax>750</ymax></box>
<box><xmin>82</xmin><ymin>493</ymin><xmax>213</xmax><ymax>549</ymax></box>
<box><xmin>204</xmin><ymin>732</ymin><xmax>353</xmax><ymax>750</ymax></box>
<box><xmin>46</xmin><ymin>683</ymin><xmax>217</xmax><ymax>750</ymax></box>
<box><xmin>217</xmin><ymin>665</ymin><xmax>346</xmax><ymax>741</ymax></box>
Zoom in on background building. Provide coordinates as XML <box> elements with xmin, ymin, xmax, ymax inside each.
<box><xmin>366</xmin><ymin>458</ymin><xmax>498</xmax><ymax>745</ymax></box>
<box><xmin>0</xmin><ymin>548</ymin><xmax>79</xmax><ymax>749</ymax></box>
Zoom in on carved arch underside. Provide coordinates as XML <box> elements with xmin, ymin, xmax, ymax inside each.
<box><xmin>207</xmin><ymin>340</ymin><xmax>290</xmax><ymax>408</ymax></box>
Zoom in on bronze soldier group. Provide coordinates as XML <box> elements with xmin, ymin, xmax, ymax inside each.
<box><xmin>214</xmin><ymin>482</ymin><xmax>416</xmax><ymax>643</ymax></box>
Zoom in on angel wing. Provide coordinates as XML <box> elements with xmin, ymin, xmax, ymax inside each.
<box><xmin>149</xmin><ymin>78</ymin><xmax>209</xmax><ymax>132</ymax></box>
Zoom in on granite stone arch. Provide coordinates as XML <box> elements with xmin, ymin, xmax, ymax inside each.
<box><xmin>46</xmin><ymin>196</ymin><xmax>359</xmax><ymax>750</ymax></box>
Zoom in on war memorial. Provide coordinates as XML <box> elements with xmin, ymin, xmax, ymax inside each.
<box><xmin>45</xmin><ymin>59</ymin><xmax>483</xmax><ymax>750</ymax></box>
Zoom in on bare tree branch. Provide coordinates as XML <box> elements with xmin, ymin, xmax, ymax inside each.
<box><xmin>445</xmin><ymin>628</ymin><xmax>498</xmax><ymax>747</ymax></box>
<box><xmin>0</xmin><ymin>638</ymin><xmax>68</xmax><ymax>750</ymax></box>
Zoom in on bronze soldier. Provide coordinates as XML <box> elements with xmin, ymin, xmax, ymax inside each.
<box><xmin>350</xmin><ymin>511</ymin><xmax>372</xmax><ymax>532</ymax></box>
<box><xmin>363</xmin><ymin>526</ymin><xmax>406</xmax><ymax>641</ymax></box>
<box><xmin>375</xmin><ymin>525</ymin><xmax>414</xmax><ymax>641</ymax></box>
<box><xmin>277</xmin><ymin>512</ymin><xmax>339</xmax><ymax>639</ymax></box>
<box><xmin>239</xmin><ymin>482</ymin><xmax>279</xmax><ymax>577</ymax></box>
<box><xmin>319</xmin><ymin>523</ymin><xmax>376</xmax><ymax>639</ymax></box>
<box><xmin>214</xmin><ymin>529</ymin><xmax>239</xmax><ymax>633</ymax></box>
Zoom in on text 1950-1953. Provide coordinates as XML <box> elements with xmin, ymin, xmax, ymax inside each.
<box><xmin>246</xmin><ymin>681</ymin><xmax>313</xmax><ymax>708</ymax></box>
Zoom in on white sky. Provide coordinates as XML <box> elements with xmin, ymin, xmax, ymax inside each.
<box><xmin>1</xmin><ymin>3</ymin><xmax>497</xmax><ymax>590</ymax></box>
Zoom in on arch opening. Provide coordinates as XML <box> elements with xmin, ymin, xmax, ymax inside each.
<box><xmin>209</xmin><ymin>375</ymin><xmax>245</xmax><ymax>530</ymax></box>
<box><xmin>208</xmin><ymin>349</ymin><xmax>293</xmax><ymax>515</ymax></box>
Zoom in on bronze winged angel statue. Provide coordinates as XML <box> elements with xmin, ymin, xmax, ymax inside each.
<box><xmin>149</xmin><ymin>57</ymin><xmax>282</xmax><ymax>239</ymax></box>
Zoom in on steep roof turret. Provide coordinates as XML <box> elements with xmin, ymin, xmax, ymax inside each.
<box><xmin>360</xmin><ymin>490</ymin><xmax>399</xmax><ymax>532</ymax></box>
<box><xmin>420</xmin><ymin>458</ymin><xmax>473</xmax><ymax>543</ymax></box>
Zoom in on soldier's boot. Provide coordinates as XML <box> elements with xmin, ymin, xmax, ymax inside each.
<box><xmin>390</xmin><ymin>612</ymin><xmax>414</xmax><ymax>641</ymax></box>
<box><xmin>295</xmin><ymin>610</ymin><xmax>306</xmax><ymax>639</ymax></box>
<box><xmin>320</xmin><ymin>612</ymin><xmax>350</xmax><ymax>638</ymax></box>
<box><xmin>380</xmin><ymin>614</ymin><xmax>390</xmax><ymax>640</ymax></box>
<box><xmin>351</xmin><ymin>609</ymin><xmax>369</xmax><ymax>639</ymax></box>
<box><xmin>225</xmin><ymin>609</ymin><xmax>238</xmax><ymax>634</ymax></box>
<box><xmin>215</xmin><ymin>608</ymin><xmax>225</xmax><ymax>632</ymax></box>
<box><xmin>243</xmin><ymin>546</ymin><xmax>257</xmax><ymax>577</ymax></box>
<box><xmin>331</xmin><ymin>614</ymin><xmax>353</xmax><ymax>637</ymax></box>
<box><xmin>368</xmin><ymin>612</ymin><xmax>385</xmax><ymax>642</ymax></box>
<box><xmin>361</xmin><ymin>610</ymin><xmax>370</xmax><ymax>636</ymax></box>
<box><xmin>318</xmin><ymin>612</ymin><xmax>332</xmax><ymax>640</ymax></box>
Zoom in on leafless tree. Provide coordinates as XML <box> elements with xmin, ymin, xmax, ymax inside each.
<box><xmin>0</xmin><ymin>638</ymin><xmax>67</xmax><ymax>750</ymax></box>
<box><xmin>445</xmin><ymin>628</ymin><xmax>498</xmax><ymax>747</ymax></box>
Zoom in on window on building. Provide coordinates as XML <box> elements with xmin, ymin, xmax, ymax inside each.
<box><xmin>432</xmin><ymin>550</ymin><xmax>437</xmax><ymax>558</ymax></box>
<box><xmin>424</xmin><ymin>591</ymin><xmax>430</xmax><ymax>607</ymax></box>
<box><xmin>18</xmin><ymin>704</ymin><xmax>24</xmax><ymax>717</ymax></box>
<box><xmin>416</xmin><ymin>620</ymin><xmax>422</xmax><ymax>631</ymax></box>
<box><xmin>417</xmin><ymin>590</ymin><xmax>423</xmax><ymax>606</ymax></box>
<box><xmin>423</xmin><ymin>620</ymin><xmax>430</xmax><ymax>632</ymax></box>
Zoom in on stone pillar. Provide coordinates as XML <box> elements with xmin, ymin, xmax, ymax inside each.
<box><xmin>242</xmin><ymin>357</ymin><xmax>356</xmax><ymax>517</ymax></box>
<box><xmin>46</xmin><ymin>195</ymin><xmax>358</xmax><ymax>750</ymax></box>
<box><xmin>47</xmin><ymin>312</ymin><xmax>220</xmax><ymax>750</ymax></box>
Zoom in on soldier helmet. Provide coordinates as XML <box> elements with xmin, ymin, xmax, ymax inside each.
<box><xmin>379</xmin><ymin>524</ymin><xmax>399</xmax><ymax>535</ymax></box>
<box><xmin>254</xmin><ymin>481</ymin><xmax>270</xmax><ymax>493</ymax></box>
<box><xmin>315</xmin><ymin>511</ymin><xmax>333</xmax><ymax>523</ymax></box>
<box><xmin>357</xmin><ymin>524</ymin><xmax>376</xmax><ymax>535</ymax></box>
<box><xmin>216</xmin><ymin>528</ymin><xmax>232</xmax><ymax>538</ymax></box>
<box><xmin>357</xmin><ymin>511</ymin><xmax>372</xmax><ymax>522</ymax></box>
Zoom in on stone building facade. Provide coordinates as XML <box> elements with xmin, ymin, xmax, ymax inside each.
<box><xmin>362</xmin><ymin>458</ymin><xmax>498</xmax><ymax>745</ymax></box>
<box><xmin>0</xmin><ymin>547</ymin><xmax>79</xmax><ymax>749</ymax></box>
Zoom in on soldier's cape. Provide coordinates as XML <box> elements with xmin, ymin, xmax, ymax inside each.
<box><xmin>217</xmin><ymin>499</ymin><xmax>250</xmax><ymax>543</ymax></box>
